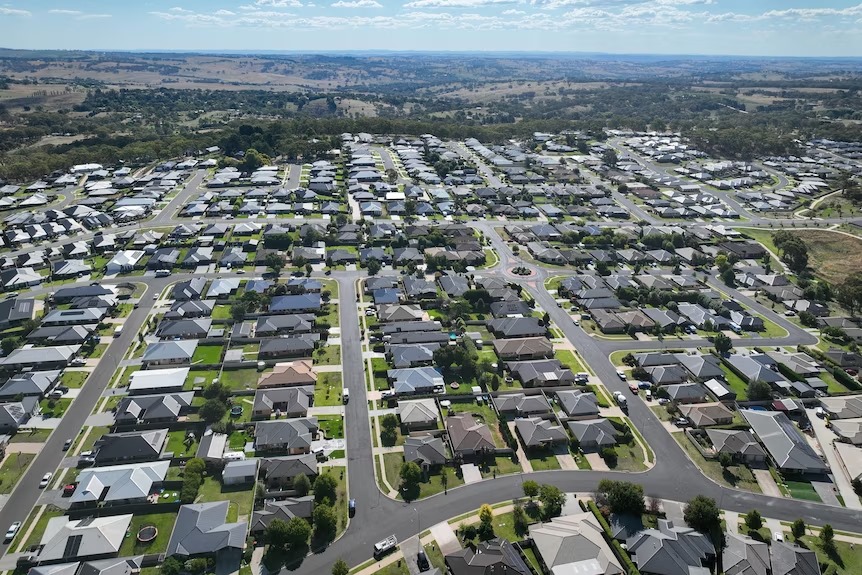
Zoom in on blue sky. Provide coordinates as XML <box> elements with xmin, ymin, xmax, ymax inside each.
<box><xmin>0</xmin><ymin>1</ymin><xmax>861</xmax><ymax>56</ymax></box>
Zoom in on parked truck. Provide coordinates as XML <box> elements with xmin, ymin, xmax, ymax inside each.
<box><xmin>614</xmin><ymin>391</ymin><xmax>628</xmax><ymax>410</ymax></box>
<box><xmin>374</xmin><ymin>535</ymin><xmax>398</xmax><ymax>559</ymax></box>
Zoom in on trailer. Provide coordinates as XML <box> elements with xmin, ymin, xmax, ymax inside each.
<box><xmin>373</xmin><ymin>535</ymin><xmax>398</xmax><ymax>559</ymax></box>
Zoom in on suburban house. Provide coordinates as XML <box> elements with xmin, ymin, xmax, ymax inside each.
<box><xmin>567</xmin><ymin>418</ymin><xmax>617</xmax><ymax>451</ymax></box>
<box><xmin>627</xmin><ymin>519</ymin><xmax>715</xmax><ymax>575</ymax></box>
<box><xmin>114</xmin><ymin>393</ymin><xmax>194</xmax><ymax>424</ymax></box>
<box><xmin>259</xmin><ymin>454</ymin><xmax>318</xmax><ymax>491</ymax></box>
<box><xmin>93</xmin><ymin>429</ymin><xmax>168</xmax><ymax>465</ymax></box>
<box><xmin>514</xmin><ymin>417</ymin><xmax>567</xmax><ymax>448</ymax></box>
<box><xmin>70</xmin><ymin>461</ymin><xmax>170</xmax><ymax>507</ymax></box>
<box><xmin>253</xmin><ymin>418</ymin><xmax>319</xmax><ymax>454</ymax></box>
<box><xmin>493</xmin><ymin>393</ymin><xmax>551</xmax><ymax>417</ymax></box>
<box><xmin>250</xmin><ymin>497</ymin><xmax>314</xmax><ymax>534</ymax></box>
<box><xmin>705</xmin><ymin>429</ymin><xmax>767</xmax><ymax>463</ymax></box>
<box><xmin>141</xmin><ymin>341</ymin><xmax>198</xmax><ymax>367</ymax></box>
<box><xmin>128</xmin><ymin>368</ymin><xmax>189</xmax><ymax>395</ymax></box>
<box><xmin>741</xmin><ymin>410</ymin><xmax>827</xmax><ymax>474</ymax></box>
<box><xmin>556</xmin><ymin>390</ymin><xmax>601</xmax><ymax>419</ymax></box>
<box><xmin>507</xmin><ymin>359</ymin><xmax>576</xmax><ymax>387</ymax></box>
<box><xmin>445</xmin><ymin>538</ymin><xmax>531</xmax><ymax>575</ymax></box>
<box><xmin>37</xmin><ymin>515</ymin><xmax>133</xmax><ymax>563</ymax></box>
<box><xmin>397</xmin><ymin>399</ymin><xmax>440</xmax><ymax>430</ymax></box>
<box><xmin>723</xmin><ymin>534</ymin><xmax>770</xmax><ymax>575</ymax></box>
<box><xmin>493</xmin><ymin>337</ymin><xmax>554</xmax><ymax>361</ymax></box>
<box><xmin>252</xmin><ymin>386</ymin><xmax>314</xmax><ymax>419</ymax></box>
<box><xmin>679</xmin><ymin>403</ymin><xmax>734</xmax><ymax>427</ymax></box>
<box><xmin>529</xmin><ymin>513</ymin><xmax>624</xmax><ymax>575</ymax></box>
<box><xmin>0</xmin><ymin>370</ymin><xmax>60</xmax><ymax>399</ymax></box>
<box><xmin>447</xmin><ymin>413</ymin><xmax>495</xmax><ymax>456</ymax></box>
<box><xmin>166</xmin><ymin>501</ymin><xmax>247</xmax><ymax>558</ymax></box>
<box><xmin>403</xmin><ymin>435</ymin><xmax>447</xmax><ymax>469</ymax></box>
<box><xmin>258</xmin><ymin>361</ymin><xmax>317</xmax><ymax>388</ymax></box>
<box><xmin>388</xmin><ymin>367</ymin><xmax>444</xmax><ymax>395</ymax></box>
<box><xmin>0</xmin><ymin>397</ymin><xmax>40</xmax><ymax>432</ymax></box>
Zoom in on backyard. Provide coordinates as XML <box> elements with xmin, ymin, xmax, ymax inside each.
<box><xmin>198</xmin><ymin>476</ymin><xmax>255</xmax><ymax>522</ymax></box>
<box><xmin>192</xmin><ymin>344</ymin><xmax>225</xmax><ymax>365</ymax></box>
<box><xmin>118</xmin><ymin>512</ymin><xmax>178</xmax><ymax>556</ymax></box>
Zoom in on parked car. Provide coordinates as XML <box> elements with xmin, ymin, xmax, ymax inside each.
<box><xmin>63</xmin><ymin>438</ymin><xmax>73</xmax><ymax>451</ymax></box>
<box><xmin>62</xmin><ymin>484</ymin><xmax>76</xmax><ymax>497</ymax></box>
<box><xmin>417</xmin><ymin>550</ymin><xmax>430</xmax><ymax>572</ymax></box>
<box><xmin>349</xmin><ymin>498</ymin><xmax>356</xmax><ymax>517</ymax></box>
<box><xmin>815</xmin><ymin>407</ymin><xmax>826</xmax><ymax>418</ymax></box>
<box><xmin>657</xmin><ymin>398</ymin><xmax>670</xmax><ymax>405</ymax></box>
<box><xmin>673</xmin><ymin>418</ymin><xmax>690</xmax><ymax>428</ymax></box>
<box><xmin>5</xmin><ymin>522</ymin><xmax>20</xmax><ymax>541</ymax></box>
<box><xmin>39</xmin><ymin>473</ymin><xmax>52</xmax><ymax>488</ymax></box>
<box><xmin>616</xmin><ymin>370</ymin><xmax>627</xmax><ymax>381</ymax></box>
<box><xmin>645</xmin><ymin>390</ymin><xmax>653</xmax><ymax>401</ymax></box>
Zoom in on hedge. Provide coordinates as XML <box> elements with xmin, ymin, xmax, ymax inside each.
<box><xmin>587</xmin><ymin>500</ymin><xmax>641</xmax><ymax>575</ymax></box>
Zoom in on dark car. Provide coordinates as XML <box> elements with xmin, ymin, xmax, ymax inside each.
<box><xmin>348</xmin><ymin>498</ymin><xmax>356</xmax><ymax>517</ymax></box>
<box><xmin>417</xmin><ymin>550</ymin><xmax>429</xmax><ymax>572</ymax></box>
<box><xmin>16</xmin><ymin>555</ymin><xmax>37</xmax><ymax>569</ymax></box>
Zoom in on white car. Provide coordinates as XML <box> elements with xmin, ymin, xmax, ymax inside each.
<box><xmin>5</xmin><ymin>522</ymin><xmax>21</xmax><ymax>541</ymax></box>
<box><xmin>616</xmin><ymin>370</ymin><xmax>627</xmax><ymax>381</ymax></box>
<box><xmin>39</xmin><ymin>472</ymin><xmax>52</xmax><ymax>488</ymax></box>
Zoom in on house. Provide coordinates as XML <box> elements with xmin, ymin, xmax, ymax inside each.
<box><xmin>377</xmin><ymin>304</ymin><xmax>424</xmax><ymax>323</ymax></box>
<box><xmin>646</xmin><ymin>365</ymin><xmax>689</xmax><ymax>385</ymax></box>
<box><xmin>172</xmin><ymin>278</ymin><xmax>207</xmax><ymax>301</ymax></box>
<box><xmin>665</xmin><ymin>383</ymin><xmax>708</xmax><ymax>404</ymax></box>
<box><xmin>703</xmin><ymin>378</ymin><xmax>736</xmax><ymax>402</ymax></box>
<box><xmin>676</xmin><ymin>354</ymin><xmax>725</xmax><ymax>381</ymax></box>
<box><xmin>567</xmin><ymin>418</ymin><xmax>617</xmax><ymax>451</ymax></box>
<box><xmin>819</xmin><ymin>395</ymin><xmax>862</xmax><ymax>419</ymax></box>
<box><xmin>147</xmin><ymin>248</ymin><xmax>181</xmax><ymax>270</ymax></box>
<box><xmin>0</xmin><ymin>267</ymin><xmax>42</xmax><ymax>290</ymax></box>
<box><xmin>507</xmin><ymin>359</ymin><xmax>576</xmax><ymax>387</ymax></box>
<box><xmin>0</xmin><ymin>397</ymin><xmax>40</xmax><ymax>432</ymax></box>
<box><xmin>741</xmin><ymin>410</ymin><xmax>827</xmax><ymax>473</ymax></box>
<box><xmin>141</xmin><ymin>340</ymin><xmax>197</xmax><ymax>367</ymax></box>
<box><xmin>156</xmin><ymin>319</ymin><xmax>212</xmax><ymax>340</ymax></box>
<box><xmin>0</xmin><ymin>343</ymin><xmax>79</xmax><ymax>372</ymax></box>
<box><xmin>128</xmin><ymin>367</ymin><xmax>189</xmax><ymax>395</ymax></box>
<box><xmin>269</xmin><ymin>294</ymin><xmax>321</xmax><ymax>314</ymax></box>
<box><xmin>250</xmin><ymin>497</ymin><xmax>314</xmax><ymax>533</ymax></box>
<box><xmin>723</xmin><ymin>534</ymin><xmax>770</xmax><ymax>575</ymax></box>
<box><xmin>556</xmin><ymin>390</ymin><xmax>601</xmax><ymax>419</ymax></box>
<box><xmin>529</xmin><ymin>512</ymin><xmax>624</xmax><ymax>575</ymax></box>
<box><xmin>252</xmin><ymin>386</ymin><xmax>314</xmax><ymax>419</ymax></box>
<box><xmin>445</xmin><ymin>538</ymin><xmax>531</xmax><ymax>575</ymax></box>
<box><xmin>115</xmin><ymin>392</ymin><xmax>194</xmax><ymax>424</ymax></box>
<box><xmin>770</xmin><ymin>541</ymin><xmax>821</xmax><ymax>575</ymax></box>
<box><xmin>515</xmin><ymin>417</ymin><xmax>567</xmax><ymax>448</ymax></box>
<box><xmin>679</xmin><ymin>402</ymin><xmax>733</xmax><ymax>427</ymax></box>
<box><xmin>259</xmin><ymin>454</ymin><xmax>318</xmax><ymax>491</ymax></box>
<box><xmin>0</xmin><ymin>370</ymin><xmax>60</xmax><ymax>399</ymax></box>
<box><xmin>166</xmin><ymin>501</ymin><xmax>247</xmax><ymax>557</ymax></box>
<box><xmin>27</xmin><ymin>325</ymin><xmax>95</xmax><ymax>345</ymax></box>
<box><xmin>403</xmin><ymin>435</ymin><xmax>447</xmax><ymax>468</ymax></box>
<box><xmin>706</xmin><ymin>429</ymin><xmax>767</xmax><ymax>463</ymax></box>
<box><xmin>255</xmin><ymin>314</ymin><xmax>315</xmax><ymax>337</ymax></box>
<box><xmin>387</xmin><ymin>343</ymin><xmax>439</xmax><ymax>369</ymax></box>
<box><xmin>388</xmin><ymin>367</ymin><xmax>444</xmax><ymax>395</ymax></box>
<box><xmin>447</xmin><ymin>413</ymin><xmax>495</xmax><ymax>456</ymax></box>
<box><xmin>627</xmin><ymin>519</ymin><xmax>715</xmax><ymax>575</ymax></box>
<box><xmin>490</xmin><ymin>300</ymin><xmax>532</xmax><ymax>318</ymax></box>
<box><xmin>70</xmin><ymin>461</ymin><xmax>169</xmax><ymax>506</ymax></box>
<box><xmin>94</xmin><ymin>429</ymin><xmax>168</xmax><ymax>465</ymax></box>
<box><xmin>258</xmin><ymin>361</ymin><xmax>317</xmax><ymax>388</ymax></box>
<box><xmin>254</xmin><ymin>418</ymin><xmax>319</xmax><ymax>453</ymax></box>
<box><xmin>166</xmin><ymin>300</ymin><xmax>215</xmax><ymax>319</ymax></box>
<box><xmin>105</xmin><ymin>250</ymin><xmax>144</xmax><ymax>274</ymax></box>
<box><xmin>487</xmin><ymin>317</ymin><xmax>546</xmax><ymax>339</ymax></box>
<box><xmin>397</xmin><ymin>399</ymin><xmax>440</xmax><ymax>430</ymax></box>
<box><xmin>439</xmin><ymin>274</ymin><xmax>469</xmax><ymax>297</ymax></box>
<box><xmin>591</xmin><ymin>310</ymin><xmax>626</xmax><ymax>334</ymax></box>
<box><xmin>38</xmin><ymin>515</ymin><xmax>133</xmax><ymax>563</ymax></box>
<box><xmin>493</xmin><ymin>337</ymin><xmax>554</xmax><ymax>360</ymax></box>
<box><xmin>41</xmin><ymin>308</ymin><xmax>106</xmax><ymax>326</ymax></box>
<box><xmin>258</xmin><ymin>336</ymin><xmax>316</xmax><ymax>359</ymax></box>
<box><xmin>0</xmin><ymin>297</ymin><xmax>36</xmax><ymax>328</ymax></box>
<box><xmin>207</xmin><ymin>278</ymin><xmax>241</xmax><ymax>298</ymax></box>
<box><xmin>493</xmin><ymin>393</ymin><xmax>551</xmax><ymax>417</ymax></box>
<box><xmin>223</xmin><ymin>459</ymin><xmax>258</xmax><ymax>486</ymax></box>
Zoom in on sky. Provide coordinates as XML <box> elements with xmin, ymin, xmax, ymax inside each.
<box><xmin>0</xmin><ymin>0</ymin><xmax>861</xmax><ymax>56</ymax></box>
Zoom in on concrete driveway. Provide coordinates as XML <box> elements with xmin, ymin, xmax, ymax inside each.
<box><xmin>807</xmin><ymin>408</ymin><xmax>862</xmax><ymax>509</ymax></box>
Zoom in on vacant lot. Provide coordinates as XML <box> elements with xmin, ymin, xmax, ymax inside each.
<box><xmin>792</xmin><ymin>230</ymin><xmax>862</xmax><ymax>284</ymax></box>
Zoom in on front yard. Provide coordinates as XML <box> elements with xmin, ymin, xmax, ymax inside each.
<box><xmin>314</xmin><ymin>372</ymin><xmax>343</xmax><ymax>406</ymax></box>
<box><xmin>313</xmin><ymin>345</ymin><xmax>341</xmax><ymax>366</ymax></box>
<box><xmin>0</xmin><ymin>453</ymin><xmax>35</xmax><ymax>494</ymax></box>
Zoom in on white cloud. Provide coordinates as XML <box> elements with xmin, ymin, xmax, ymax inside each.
<box><xmin>48</xmin><ymin>9</ymin><xmax>83</xmax><ymax>15</ymax></box>
<box><xmin>0</xmin><ymin>7</ymin><xmax>30</xmax><ymax>16</ymax></box>
<box><xmin>332</xmin><ymin>0</ymin><xmax>383</xmax><ymax>7</ymax></box>
<box><xmin>215</xmin><ymin>9</ymin><xmax>237</xmax><ymax>16</ymax></box>
<box><xmin>502</xmin><ymin>9</ymin><xmax>525</xmax><ymax>14</ymax></box>
<box><xmin>404</xmin><ymin>0</ymin><xmax>517</xmax><ymax>7</ymax></box>
<box><xmin>250</xmin><ymin>0</ymin><xmax>304</xmax><ymax>7</ymax></box>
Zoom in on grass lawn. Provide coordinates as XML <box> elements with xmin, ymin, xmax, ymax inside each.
<box><xmin>11</xmin><ymin>428</ymin><xmax>52</xmax><ymax>443</ymax></box>
<box><xmin>118</xmin><ymin>512</ymin><xmax>177</xmax><ymax>556</ymax></box>
<box><xmin>445</xmin><ymin>402</ymin><xmax>503</xmax><ymax>447</ymax></box>
<box><xmin>720</xmin><ymin>364</ymin><xmax>750</xmax><ymax>400</ymax></box>
<box><xmin>60</xmin><ymin>371</ymin><xmax>88</xmax><ymax>388</ymax></box>
<box><xmin>819</xmin><ymin>370</ymin><xmax>851</xmax><ymax>394</ymax></box>
<box><xmin>220</xmin><ymin>368</ymin><xmax>260</xmax><ymax>390</ymax></box>
<box><xmin>753</xmin><ymin>315</ymin><xmax>789</xmax><ymax>338</ymax></box>
<box><xmin>40</xmin><ymin>398</ymin><xmax>72</xmax><ymax>418</ymax></box>
<box><xmin>78</xmin><ymin>426</ymin><xmax>110</xmax><ymax>452</ymax></box>
<box><xmin>739</xmin><ymin>524</ymin><xmax>772</xmax><ymax>542</ymax></box>
<box><xmin>526</xmin><ymin>448</ymin><xmax>562</xmax><ymax>471</ymax></box>
<box><xmin>117</xmin><ymin>365</ymin><xmax>141</xmax><ymax>386</ymax></box>
<box><xmin>186</xmin><ymin>369</ymin><xmax>220</xmax><ymax>389</ymax></box>
<box><xmin>21</xmin><ymin>505</ymin><xmax>65</xmax><ymax>549</ymax></box>
<box><xmin>315</xmin><ymin>372</ymin><xmax>343</xmax><ymax>406</ymax></box>
<box><xmin>198</xmin><ymin>476</ymin><xmax>255</xmax><ymax>521</ymax></box>
<box><xmin>382</xmin><ymin>452</ymin><xmax>404</xmax><ymax>491</ymax></box>
<box><xmin>318</xmin><ymin>415</ymin><xmax>344</xmax><ymax>439</ymax></box>
<box><xmin>650</xmin><ymin>405</ymin><xmax>673</xmax><ymax>422</ymax></box>
<box><xmin>0</xmin><ymin>452</ymin><xmax>36</xmax><ymax>494</ymax></box>
<box><xmin>87</xmin><ymin>343</ymin><xmax>109</xmax><ymax>358</ymax></box>
<box><xmin>609</xmin><ymin>439</ymin><xmax>647</xmax><ymax>472</ymax></box>
<box><xmin>424</xmin><ymin>541</ymin><xmax>446</xmax><ymax>572</ymax></box>
<box><xmin>314</xmin><ymin>345</ymin><xmax>341</xmax><ymax>366</ymax></box>
<box><xmin>212</xmin><ymin>305</ymin><xmax>232</xmax><ymax>319</ymax></box>
<box><xmin>320</xmin><ymin>466</ymin><xmax>349</xmax><ymax>537</ymax></box>
<box><xmin>362</xmin><ymin>564</ymin><xmax>408</xmax><ymax>575</ymax></box>
<box><xmin>166</xmin><ymin>430</ymin><xmax>197</xmax><ymax>456</ymax></box>
<box><xmin>479</xmin><ymin>456</ymin><xmax>522</xmax><ymax>478</ymax></box>
<box><xmin>785</xmin><ymin>479</ymin><xmax>822</xmax><ymax>502</ymax></box>
<box><xmin>192</xmin><ymin>344</ymin><xmax>224</xmax><ymax>365</ymax></box>
<box><xmin>609</xmin><ymin>350</ymin><xmax>637</xmax><ymax>367</ymax></box>
<box><xmin>672</xmin><ymin>433</ymin><xmax>761</xmax><ymax>493</ymax></box>
<box><xmin>522</xmin><ymin>547</ymin><xmax>543</xmax><ymax>575</ymax></box>
<box><xmin>800</xmin><ymin>536</ymin><xmax>862</xmax><ymax>575</ymax></box>
<box><xmin>490</xmin><ymin>510</ymin><xmax>537</xmax><ymax>543</ymax></box>
<box><xmin>555</xmin><ymin>349</ymin><xmax>586</xmax><ymax>373</ymax></box>
<box><xmin>316</xmin><ymin>303</ymin><xmax>339</xmax><ymax>327</ymax></box>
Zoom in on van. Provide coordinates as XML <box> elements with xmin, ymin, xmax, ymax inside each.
<box><xmin>342</xmin><ymin>388</ymin><xmax>350</xmax><ymax>403</ymax></box>
<box><xmin>155</xmin><ymin>269</ymin><xmax>171</xmax><ymax>278</ymax></box>
<box><xmin>113</xmin><ymin>325</ymin><xmax>123</xmax><ymax>337</ymax></box>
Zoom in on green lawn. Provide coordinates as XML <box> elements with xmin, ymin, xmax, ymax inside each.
<box><xmin>720</xmin><ymin>364</ymin><xmax>750</xmax><ymax>400</ymax></box>
<box><xmin>186</xmin><ymin>369</ymin><xmax>220</xmax><ymax>389</ymax></box>
<box><xmin>785</xmin><ymin>479</ymin><xmax>822</xmax><ymax>502</ymax></box>
<box><xmin>60</xmin><ymin>371</ymin><xmax>88</xmax><ymax>388</ymax></box>
<box><xmin>479</xmin><ymin>455</ymin><xmax>522</xmax><ymax>478</ymax></box>
<box><xmin>362</xmin><ymin>564</ymin><xmax>408</xmax><ymax>575</ymax></box>
<box><xmin>11</xmin><ymin>428</ymin><xmax>52</xmax><ymax>443</ymax></box>
<box><xmin>672</xmin><ymin>433</ymin><xmax>761</xmax><ymax>493</ymax></box>
<box><xmin>799</xmin><ymin>536</ymin><xmax>862</xmax><ymax>575</ymax></box>
<box><xmin>118</xmin><ymin>512</ymin><xmax>178</xmax><ymax>556</ymax></box>
<box><xmin>192</xmin><ymin>344</ymin><xmax>224</xmax><ymax>365</ymax></box>
<box><xmin>320</xmin><ymin>466</ymin><xmax>349</xmax><ymax>537</ymax></box>
<box><xmin>117</xmin><ymin>365</ymin><xmax>141</xmax><ymax>386</ymax></box>
<box><xmin>0</xmin><ymin>452</ymin><xmax>35</xmax><ymax>494</ymax></box>
<box><xmin>87</xmin><ymin>343</ymin><xmax>109</xmax><ymax>358</ymax></box>
<box><xmin>21</xmin><ymin>505</ymin><xmax>65</xmax><ymax>549</ymax></box>
<box><xmin>220</xmin><ymin>368</ymin><xmax>260</xmax><ymax>390</ymax></box>
<box><xmin>318</xmin><ymin>415</ymin><xmax>344</xmax><ymax>439</ymax></box>
<box><xmin>314</xmin><ymin>345</ymin><xmax>342</xmax><ymax>366</ymax></box>
<box><xmin>166</xmin><ymin>430</ymin><xmax>197</xmax><ymax>456</ymax></box>
<box><xmin>316</xmin><ymin>303</ymin><xmax>339</xmax><ymax>327</ymax></box>
<box><xmin>39</xmin><ymin>398</ymin><xmax>72</xmax><ymax>418</ymax></box>
<box><xmin>78</xmin><ymin>426</ymin><xmax>110</xmax><ymax>452</ymax></box>
<box><xmin>555</xmin><ymin>349</ymin><xmax>586</xmax><ymax>373</ymax></box>
<box><xmin>819</xmin><ymin>370</ymin><xmax>851</xmax><ymax>394</ymax></box>
<box><xmin>198</xmin><ymin>477</ymin><xmax>255</xmax><ymax>522</ymax></box>
<box><xmin>212</xmin><ymin>305</ymin><xmax>232</xmax><ymax>319</ymax></box>
<box><xmin>315</xmin><ymin>372</ymin><xmax>343</xmax><ymax>406</ymax></box>
<box><xmin>527</xmin><ymin>449</ymin><xmax>562</xmax><ymax>471</ymax></box>
<box><xmin>424</xmin><ymin>541</ymin><xmax>446</xmax><ymax>572</ymax></box>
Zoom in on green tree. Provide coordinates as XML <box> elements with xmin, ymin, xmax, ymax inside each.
<box><xmin>283</xmin><ymin>517</ymin><xmax>311</xmax><ymax>549</ymax></box>
<box><xmin>331</xmin><ymin>559</ymin><xmax>349</xmax><ymax>575</ymax></box>
<box><xmin>522</xmin><ymin>480</ymin><xmax>539</xmax><ymax>499</ymax></box>
<box><xmin>747</xmin><ymin>379</ymin><xmax>772</xmax><ymax>401</ymax></box>
<box><xmin>230</xmin><ymin>301</ymin><xmax>248</xmax><ymax>321</ymax></box>
<box><xmin>513</xmin><ymin>503</ymin><xmax>529</xmax><ymax>537</ymax></box>
<box><xmin>745</xmin><ymin>510</ymin><xmax>763</xmax><ymax>531</ymax></box>
<box><xmin>366</xmin><ymin>258</ymin><xmax>382</xmax><ymax>276</ymax></box>
<box><xmin>602</xmin><ymin>149</ymin><xmax>618</xmax><ymax>167</ymax></box>
<box><xmin>596</xmin><ymin>479</ymin><xmax>645</xmax><ymax>514</ymax></box>
<box><xmin>539</xmin><ymin>483</ymin><xmax>567</xmax><ymax>519</ymax></box>
<box><xmin>380</xmin><ymin>413</ymin><xmax>399</xmax><ymax>447</ymax></box>
<box><xmin>199</xmin><ymin>399</ymin><xmax>228</xmax><ymax>423</ymax></box>
<box><xmin>781</xmin><ymin>237</ymin><xmax>809</xmax><ymax>273</ymax></box>
<box><xmin>714</xmin><ymin>333</ymin><xmax>733</xmax><ymax>355</ymax></box>
<box><xmin>683</xmin><ymin>496</ymin><xmax>721</xmax><ymax>533</ymax></box>
<box><xmin>441</xmin><ymin>466</ymin><xmax>450</xmax><ymax>493</ymax></box>
<box><xmin>293</xmin><ymin>473</ymin><xmax>311</xmax><ymax>497</ymax></box>
<box><xmin>791</xmin><ymin>519</ymin><xmax>806</xmax><ymax>540</ymax></box>
<box><xmin>837</xmin><ymin>272</ymin><xmax>862</xmax><ymax>315</ymax></box>
<box><xmin>265</xmin><ymin>252</ymin><xmax>286</xmax><ymax>275</ymax></box>
<box><xmin>313</xmin><ymin>504</ymin><xmax>338</xmax><ymax>542</ymax></box>
<box><xmin>160</xmin><ymin>557</ymin><xmax>183</xmax><ymax>575</ymax></box>
<box><xmin>718</xmin><ymin>452</ymin><xmax>733</xmax><ymax>469</ymax></box>
<box><xmin>400</xmin><ymin>461</ymin><xmax>423</xmax><ymax>500</ymax></box>
<box><xmin>265</xmin><ymin>518</ymin><xmax>291</xmax><ymax>548</ymax></box>
<box><xmin>820</xmin><ymin>524</ymin><xmax>835</xmax><ymax>551</ymax></box>
<box><xmin>479</xmin><ymin>503</ymin><xmax>493</xmax><ymax>528</ymax></box>
<box><xmin>0</xmin><ymin>336</ymin><xmax>20</xmax><ymax>355</ymax></box>
<box><xmin>313</xmin><ymin>473</ymin><xmax>337</xmax><ymax>503</ymax></box>
<box><xmin>720</xmin><ymin>267</ymin><xmax>736</xmax><ymax>286</ymax></box>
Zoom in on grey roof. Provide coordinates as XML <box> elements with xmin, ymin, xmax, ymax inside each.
<box><xmin>0</xmin><ymin>397</ymin><xmax>39</xmax><ymax>428</ymax></box>
<box><xmin>255</xmin><ymin>314</ymin><xmax>315</xmax><ymax>335</ymax></box>
<box><xmin>447</xmin><ymin>413</ymin><xmax>495</xmax><ymax>453</ymax></box>
<box><xmin>156</xmin><ymin>319</ymin><xmax>212</xmax><ymax>339</ymax></box>
<box><xmin>666</xmin><ymin>383</ymin><xmax>707</xmax><ymax>402</ymax></box>
<box><xmin>388</xmin><ymin>343</ymin><xmax>439</xmax><ymax>368</ymax></box>
<box><xmin>115</xmin><ymin>392</ymin><xmax>193</xmax><ymax>422</ymax></box>
<box><xmin>397</xmin><ymin>399</ymin><xmax>439</xmax><ymax>426</ymax></box>
<box><xmin>71</xmin><ymin>461</ymin><xmax>169</xmax><ymax>504</ymax></box>
<box><xmin>388</xmin><ymin>367</ymin><xmax>444</xmax><ymax>394</ymax></box>
<box><xmin>515</xmin><ymin>417</ymin><xmax>567</xmax><ymax>447</ymax></box>
<box><xmin>0</xmin><ymin>345</ymin><xmax>80</xmax><ymax>367</ymax></box>
<box><xmin>445</xmin><ymin>537</ymin><xmax>530</xmax><ymax>575</ymax></box>
<box><xmin>251</xmin><ymin>497</ymin><xmax>314</xmax><ymax>532</ymax></box>
<box><xmin>223</xmin><ymin>459</ymin><xmax>258</xmax><ymax>482</ymax></box>
<box><xmin>403</xmin><ymin>435</ymin><xmax>447</xmax><ymax>466</ymax></box>
<box><xmin>770</xmin><ymin>541</ymin><xmax>821</xmax><ymax>575</ymax></box>
<box><xmin>567</xmin><ymin>418</ymin><xmax>617</xmax><ymax>447</ymax></box>
<box><xmin>487</xmin><ymin>317</ymin><xmax>546</xmax><ymax>338</ymax></box>
<box><xmin>78</xmin><ymin>557</ymin><xmax>142</xmax><ymax>575</ymax></box>
<box><xmin>254</xmin><ymin>418</ymin><xmax>318</xmax><ymax>450</ymax></box>
<box><xmin>252</xmin><ymin>386</ymin><xmax>313</xmax><ymax>416</ymax></box>
<box><xmin>493</xmin><ymin>393</ymin><xmax>551</xmax><ymax>415</ymax></box>
<box><xmin>705</xmin><ymin>429</ymin><xmax>766</xmax><ymax>459</ymax></box>
<box><xmin>675</xmin><ymin>353</ymin><xmax>725</xmax><ymax>380</ymax></box>
<box><xmin>740</xmin><ymin>410</ymin><xmax>827</xmax><ymax>473</ymax></box>
<box><xmin>0</xmin><ymin>370</ymin><xmax>60</xmax><ymax>398</ymax></box>
<box><xmin>627</xmin><ymin>519</ymin><xmax>714</xmax><ymax>575</ymax></box>
<box><xmin>260</xmin><ymin>454</ymin><xmax>318</xmax><ymax>482</ymax></box>
<box><xmin>166</xmin><ymin>501</ymin><xmax>247</xmax><ymax>556</ymax></box>
<box><xmin>556</xmin><ymin>390</ymin><xmax>601</xmax><ymax>418</ymax></box>
<box><xmin>39</xmin><ymin>515</ymin><xmax>133</xmax><ymax>562</ymax></box>
<box><xmin>142</xmin><ymin>340</ymin><xmax>197</xmax><ymax>363</ymax></box>
<box><xmin>723</xmin><ymin>534</ymin><xmax>770</xmax><ymax>575</ymax></box>
<box><xmin>270</xmin><ymin>293</ymin><xmax>321</xmax><ymax>312</ymax></box>
<box><xmin>508</xmin><ymin>359</ymin><xmax>576</xmax><ymax>387</ymax></box>
<box><xmin>172</xmin><ymin>278</ymin><xmax>207</xmax><ymax>300</ymax></box>
<box><xmin>529</xmin><ymin>512</ymin><xmax>624</xmax><ymax>575</ymax></box>
<box><xmin>94</xmin><ymin>428</ymin><xmax>168</xmax><ymax>463</ymax></box>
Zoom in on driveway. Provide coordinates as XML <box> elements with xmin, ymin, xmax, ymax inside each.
<box><xmin>807</xmin><ymin>408</ymin><xmax>862</xmax><ymax>510</ymax></box>
<box><xmin>460</xmin><ymin>464</ymin><xmax>482</xmax><ymax>485</ymax></box>
<box><xmin>752</xmin><ymin>468</ymin><xmax>784</xmax><ymax>498</ymax></box>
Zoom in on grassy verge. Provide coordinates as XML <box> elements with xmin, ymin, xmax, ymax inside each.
<box><xmin>0</xmin><ymin>452</ymin><xmax>35</xmax><ymax>493</ymax></box>
<box><xmin>672</xmin><ymin>433</ymin><xmax>761</xmax><ymax>493</ymax></box>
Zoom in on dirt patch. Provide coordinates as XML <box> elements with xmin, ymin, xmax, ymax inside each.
<box><xmin>793</xmin><ymin>229</ymin><xmax>862</xmax><ymax>284</ymax></box>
